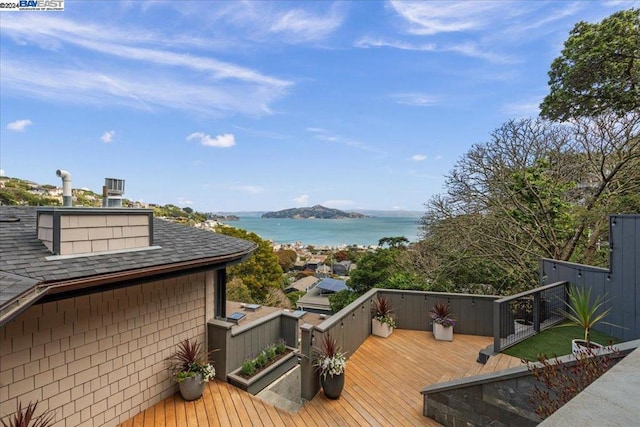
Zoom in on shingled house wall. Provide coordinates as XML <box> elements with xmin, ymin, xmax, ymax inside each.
<box><xmin>0</xmin><ymin>270</ymin><xmax>215</xmax><ymax>427</ymax></box>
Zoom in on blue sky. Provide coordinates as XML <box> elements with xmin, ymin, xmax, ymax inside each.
<box><xmin>1</xmin><ymin>1</ymin><xmax>636</xmax><ymax>212</ymax></box>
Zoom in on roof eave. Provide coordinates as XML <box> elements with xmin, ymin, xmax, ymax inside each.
<box><xmin>0</xmin><ymin>243</ymin><xmax>256</xmax><ymax>327</ymax></box>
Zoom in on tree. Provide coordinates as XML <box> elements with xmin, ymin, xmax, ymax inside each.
<box><xmin>540</xmin><ymin>8</ymin><xmax>640</xmax><ymax>121</ymax></box>
<box><xmin>276</xmin><ymin>249</ymin><xmax>298</xmax><ymax>272</ymax></box>
<box><xmin>378</xmin><ymin>236</ymin><xmax>409</xmax><ymax>249</ymax></box>
<box><xmin>215</xmin><ymin>226</ymin><xmax>283</xmax><ymax>302</ymax></box>
<box><xmin>419</xmin><ymin>116</ymin><xmax>640</xmax><ymax>293</ymax></box>
<box><xmin>348</xmin><ymin>248</ymin><xmax>397</xmax><ymax>294</ymax></box>
<box><xmin>226</xmin><ymin>277</ymin><xmax>254</xmax><ymax>303</ymax></box>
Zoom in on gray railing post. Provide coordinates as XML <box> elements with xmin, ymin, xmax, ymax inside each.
<box><xmin>281</xmin><ymin>313</ymin><xmax>299</xmax><ymax>348</ymax></box>
<box><xmin>207</xmin><ymin>319</ymin><xmax>233</xmax><ymax>381</ymax></box>
<box><xmin>300</xmin><ymin>323</ymin><xmax>319</xmax><ymax>401</ymax></box>
<box><xmin>493</xmin><ymin>299</ymin><xmax>501</xmax><ymax>353</ymax></box>
<box><xmin>533</xmin><ymin>292</ymin><xmax>541</xmax><ymax>333</ymax></box>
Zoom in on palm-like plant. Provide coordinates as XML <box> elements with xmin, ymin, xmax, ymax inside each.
<box><xmin>559</xmin><ymin>285</ymin><xmax>611</xmax><ymax>345</ymax></box>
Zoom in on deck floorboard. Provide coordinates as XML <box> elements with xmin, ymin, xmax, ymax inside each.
<box><xmin>121</xmin><ymin>330</ymin><xmax>522</xmax><ymax>426</ymax></box>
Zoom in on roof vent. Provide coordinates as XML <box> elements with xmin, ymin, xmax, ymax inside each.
<box><xmin>102</xmin><ymin>178</ymin><xmax>125</xmax><ymax>208</ymax></box>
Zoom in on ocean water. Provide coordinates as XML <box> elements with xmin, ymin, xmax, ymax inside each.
<box><xmin>220</xmin><ymin>216</ymin><xmax>422</xmax><ymax>247</ymax></box>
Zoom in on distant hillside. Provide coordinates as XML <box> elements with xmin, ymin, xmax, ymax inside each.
<box><xmin>262</xmin><ymin>205</ymin><xmax>369</xmax><ymax>219</ymax></box>
<box><xmin>0</xmin><ymin>176</ymin><xmax>206</xmax><ymax>224</ymax></box>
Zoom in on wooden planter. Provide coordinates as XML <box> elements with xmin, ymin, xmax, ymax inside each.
<box><xmin>228</xmin><ymin>349</ymin><xmax>299</xmax><ymax>395</ymax></box>
<box><xmin>433</xmin><ymin>323</ymin><xmax>453</xmax><ymax>341</ymax></box>
<box><xmin>372</xmin><ymin>319</ymin><xmax>393</xmax><ymax>338</ymax></box>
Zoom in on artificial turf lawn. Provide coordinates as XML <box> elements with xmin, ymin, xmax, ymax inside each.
<box><xmin>502</xmin><ymin>323</ymin><xmax>621</xmax><ymax>362</ymax></box>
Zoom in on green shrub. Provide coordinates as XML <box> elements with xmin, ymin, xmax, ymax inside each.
<box><xmin>254</xmin><ymin>351</ymin><xmax>268</xmax><ymax>369</ymax></box>
<box><xmin>265</xmin><ymin>345</ymin><xmax>277</xmax><ymax>361</ymax></box>
<box><xmin>240</xmin><ymin>359</ymin><xmax>256</xmax><ymax>377</ymax></box>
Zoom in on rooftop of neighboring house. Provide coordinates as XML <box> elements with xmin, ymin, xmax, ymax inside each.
<box><xmin>0</xmin><ymin>205</ymin><xmax>256</xmax><ymax>325</ymax></box>
<box><xmin>226</xmin><ymin>299</ymin><xmax>326</xmax><ymax>327</ymax></box>
<box><xmin>284</xmin><ymin>275</ymin><xmax>319</xmax><ymax>293</ymax></box>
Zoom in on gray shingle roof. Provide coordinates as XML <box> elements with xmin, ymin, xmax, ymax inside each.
<box><xmin>0</xmin><ymin>206</ymin><xmax>256</xmax><ymax>309</ymax></box>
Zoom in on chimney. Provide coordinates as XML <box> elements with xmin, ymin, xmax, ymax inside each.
<box><xmin>37</xmin><ymin>207</ymin><xmax>153</xmax><ymax>256</ymax></box>
<box><xmin>56</xmin><ymin>169</ymin><xmax>72</xmax><ymax>207</ymax></box>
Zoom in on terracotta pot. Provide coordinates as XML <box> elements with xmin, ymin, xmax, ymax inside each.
<box><xmin>320</xmin><ymin>373</ymin><xmax>344</xmax><ymax>399</ymax></box>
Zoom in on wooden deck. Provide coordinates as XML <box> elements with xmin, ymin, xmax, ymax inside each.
<box><xmin>120</xmin><ymin>330</ymin><xmax>522</xmax><ymax>426</ymax></box>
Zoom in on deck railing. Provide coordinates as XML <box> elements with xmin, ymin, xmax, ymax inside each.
<box><xmin>493</xmin><ymin>281</ymin><xmax>568</xmax><ymax>352</ymax></box>
<box><xmin>300</xmin><ymin>288</ymin><xmax>498</xmax><ymax>400</ymax></box>
<box><xmin>207</xmin><ymin>311</ymin><xmax>299</xmax><ymax>381</ymax></box>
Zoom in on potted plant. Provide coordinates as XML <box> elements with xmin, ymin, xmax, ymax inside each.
<box><xmin>1</xmin><ymin>401</ymin><xmax>55</xmax><ymax>427</ymax></box>
<box><xmin>371</xmin><ymin>295</ymin><xmax>396</xmax><ymax>338</ymax></box>
<box><xmin>559</xmin><ymin>285</ymin><xmax>617</xmax><ymax>356</ymax></box>
<box><xmin>314</xmin><ymin>334</ymin><xmax>347</xmax><ymax>399</ymax></box>
<box><xmin>168</xmin><ymin>338</ymin><xmax>216</xmax><ymax>401</ymax></box>
<box><xmin>430</xmin><ymin>302</ymin><xmax>455</xmax><ymax>341</ymax></box>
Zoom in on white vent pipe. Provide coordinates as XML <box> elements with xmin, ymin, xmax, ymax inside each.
<box><xmin>56</xmin><ymin>169</ymin><xmax>72</xmax><ymax>207</ymax></box>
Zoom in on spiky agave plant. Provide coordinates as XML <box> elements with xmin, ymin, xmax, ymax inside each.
<box><xmin>313</xmin><ymin>334</ymin><xmax>347</xmax><ymax>380</ymax></box>
<box><xmin>430</xmin><ymin>302</ymin><xmax>455</xmax><ymax>327</ymax></box>
<box><xmin>559</xmin><ymin>285</ymin><xmax>612</xmax><ymax>345</ymax></box>
<box><xmin>371</xmin><ymin>295</ymin><xmax>396</xmax><ymax>328</ymax></box>
<box><xmin>1</xmin><ymin>401</ymin><xmax>55</xmax><ymax>427</ymax></box>
<box><xmin>168</xmin><ymin>339</ymin><xmax>215</xmax><ymax>383</ymax></box>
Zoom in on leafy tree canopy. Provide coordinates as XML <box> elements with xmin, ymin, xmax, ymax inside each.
<box><xmin>540</xmin><ymin>8</ymin><xmax>640</xmax><ymax>121</ymax></box>
<box><xmin>419</xmin><ymin>116</ymin><xmax>640</xmax><ymax>293</ymax></box>
<box><xmin>275</xmin><ymin>249</ymin><xmax>298</xmax><ymax>272</ymax></box>
<box><xmin>378</xmin><ymin>236</ymin><xmax>409</xmax><ymax>249</ymax></box>
<box><xmin>215</xmin><ymin>226</ymin><xmax>283</xmax><ymax>302</ymax></box>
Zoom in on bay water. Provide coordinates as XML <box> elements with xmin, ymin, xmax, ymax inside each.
<box><xmin>221</xmin><ymin>216</ymin><xmax>422</xmax><ymax>247</ymax></box>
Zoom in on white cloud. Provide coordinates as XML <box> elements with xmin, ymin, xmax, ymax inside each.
<box><xmin>389</xmin><ymin>1</ymin><xmax>510</xmax><ymax>35</ymax></box>
<box><xmin>6</xmin><ymin>119</ymin><xmax>32</xmax><ymax>132</ymax></box>
<box><xmin>269</xmin><ymin>6</ymin><xmax>345</xmax><ymax>42</ymax></box>
<box><xmin>101</xmin><ymin>130</ymin><xmax>115</xmax><ymax>143</ymax></box>
<box><xmin>1</xmin><ymin>15</ymin><xmax>291</xmax><ymax>116</ymax></box>
<box><xmin>355</xmin><ymin>37</ymin><xmax>435</xmax><ymax>51</ymax></box>
<box><xmin>501</xmin><ymin>98</ymin><xmax>542</xmax><ymax>118</ymax></box>
<box><xmin>412</xmin><ymin>154</ymin><xmax>427</xmax><ymax>161</ymax></box>
<box><xmin>445</xmin><ymin>41</ymin><xmax>517</xmax><ymax>65</ymax></box>
<box><xmin>322</xmin><ymin>199</ymin><xmax>354</xmax><ymax>209</ymax></box>
<box><xmin>306</xmin><ymin>127</ymin><xmax>380</xmax><ymax>153</ymax></box>
<box><xmin>392</xmin><ymin>93</ymin><xmax>439</xmax><ymax>107</ymax></box>
<box><xmin>293</xmin><ymin>194</ymin><xmax>309</xmax><ymax>205</ymax></box>
<box><xmin>355</xmin><ymin>37</ymin><xmax>514</xmax><ymax>64</ymax></box>
<box><xmin>435</xmin><ymin>155</ymin><xmax>443</xmax><ymax>160</ymax></box>
<box><xmin>187</xmin><ymin>132</ymin><xmax>236</xmax><ymax>148</ymax></box>
<box><xmin>0</xmin><ymin>169</ymin><xmax>5</xmax><ymax>177</ymax></box>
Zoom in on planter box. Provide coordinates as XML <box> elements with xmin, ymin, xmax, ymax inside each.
<box><xmin>228</xmin><ymin>349</ymin><xmax>299</xmax><ymax>395</ymax></box>
<box><xmin>372</xmin><ymin>319</ymin><xmax>393</xmax><ymax>338</ymax></box>
<box><xmin>433</xmin><ymin>323</ymin><xmax>453</xmax><ymax>341</ymax></box>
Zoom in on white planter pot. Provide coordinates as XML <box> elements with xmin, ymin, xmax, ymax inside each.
<box><xmin>433</xmin><ymin>323</ymin><xmax>453</xmax><ymax>341</ymax></box>
<box><xmin>372</xmin><ymin>319</ymin><xmax>393</xmax><ymax>338</ymax></box>
<box><xmin>571</xmin><ymin>339</ymin><xmax>605</xmax><ymax>357</ymax></box>
<box><xmin>514</xmin><ymin>319</ymin><xmax>533</xmax><ymax>334</ymax></box>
